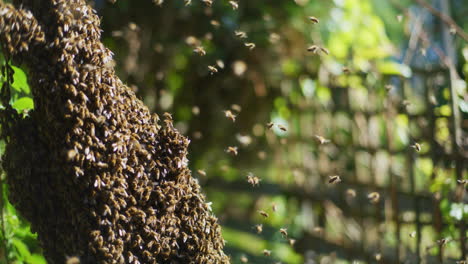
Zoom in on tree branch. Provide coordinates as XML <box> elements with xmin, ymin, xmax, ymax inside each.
<box><xmin>413</xmin><ymin>0</ymin><xmax>468</xmax><ymax>43</ymax></box>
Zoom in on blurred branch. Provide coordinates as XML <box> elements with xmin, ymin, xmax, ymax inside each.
<box><xmin>413</xmin><ymin>0</ymin><xmax>468</xmax><ymax>43</ymax></box>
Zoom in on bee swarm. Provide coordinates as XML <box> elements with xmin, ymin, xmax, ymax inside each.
<box><xmin>0</xmin><ymin>1</ymin><xmax>229</xmax><ymax>263</ymax></box>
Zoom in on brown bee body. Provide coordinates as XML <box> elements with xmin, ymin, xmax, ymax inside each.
<box><xmin>328</xmin><ymin>175</ymin><xmax>341</xmax><ymax>184</ymax></box>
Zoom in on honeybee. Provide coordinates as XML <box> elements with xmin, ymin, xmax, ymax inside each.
<box><xmin>224</xmin><ymin>110</ymin><xmax>236</xmax><ymax>122</ymax></box>
<box><xmin>346</xmin><ymin>189</ymin><xmax>356</xmax><ymax>198</ymax></box>
<box><xmin>231</xmin><ymin>104</ymin><xmax>241</xmax><ymax>112</ymax></box>
<box><xmin>457</xmin><ymin>179</ymin><xmax>467</xmax><ymax>185</ymax></box>
<box><xmin>163</xmin><ymin>112</ymin><xmax>173</xmax><ymax>120</ymax></box>
<box><xmin>342</xmin><ymin>67</ymin><xmax>350</xmax><ymax>74</ymax></box>
<box><xmin>288</xmin><ymin>238</ymin><xmax>296</xmax><ymax>246</ymax></box>
<box><xmin>153</xmin><ymin>0</ymin><xmax>164</xmax><ymax>5</ymax></box>
<box><xmin>208</xmin><ymin>65</ymin><xmax>218</xmax><ymax>74</ymax></box>
<box><xmin>263</xmin><ymin>249</ymin><xmax>271</xmax><ymax>256</ymax></box>
<box><xmin>409</xmin><ymin>231</ymin><xmax>416</xmax><ymax>238</ymax></box>
<box><xmin>437</xmin><ymin>238</ymin><xmax>449</xmax><ymax>246</ymax></box>
<box><xmin>271</xmin><ymin>203</ymin><xmax>277</xmax><ymax>212</ymax></box>
<box><xmin>307</xmin><ymin>45</ymin><xmax>319</xmax><ymax>53</ymax></box>
<box><xmin>229</xmin><ymin>1</ymin><xmax>238</xmax><ymax>10</ymax></box>
<box><xmin>240</xmin><ymin>255</ymin><xmax>248</xmax><ymax>263</ymax></box>
<box><xmin>396</xmin><ymin>14</ymin><xmax>403</xmax><ymax>22</ymax></box>
<box><xmin>277</xmin><ymin>124</ymin><xmax>287</xmax><ymax>131</ymax></box>
<box><xmin>368</xmin><ymin>192</ymin><xmax>380</xmax><ymax>203</ymax></box>
<box><xmin>247</xmin><ymin>173</ymin><xmax>260</xmax><ymax>186</ymax></box>
<box><xmin>234</xmin><ymin>30</ymin><xmax>248</xmax><ymax>39</ymax></box>
<box><xmin>314</xmin><ymin>135</ymin><xmax>330</xmax><ymax>145</ymax></box>
<box><xmin>308</xmin><ymin>16</ymin><xmax>319</xmax><ymax>24</ymax></box>
<box><xmin>279</xmin><ymin>228</ymin><xmax>288</xmax><ymax>238</ymax></box>
<box><xmin>244</xmin><ymin>42</ymin><xmax>255</xmax><ymax>50</ymax></box>
<box><xmin>193</xmin><ymin>46</ymin><xmax>206</xmax><ymax>56</ymax></box>
<box><xmin>266</xmin><ymin>122</ymin><xmax>274</xmax><ymax>129</ymax></box>
<box><xmin>210</xmin><ymin>20</ymin><xmax>220</xmax><ymax>28</ymax></box>
<box><xmin>66</xmin><ymin>256</ymin><xmax>81</xmax><ymax>264</ymax></box>
<box><xmin>385</xmin><ymin>84</ymin><xmax>394</xmax><ymax>91</ymax></box>
<box><xmin>197</xmin><ymin>169</ymin><xmax>207</xmax><ymax>177</ymax></box>
<box><xmin>202</xmin><ymin>0</ymin><xmax>213</xmax><ymax>6</ymax></box>
<box><xmin>375</xmin><ymin>253</ymin><xmax>382</xmax><ymax>261</ymax></box>
<box><xmin>226</xmin><ymin>146</ymin><xmax>238</xmax><ymax>155</ymax></box>
<box><xmin>255</xmin><ymin>224</ymin><xmax>263</xmax><ymax>234</ymax></box>
<box><xmin>411</xmin><ymin>143</ymin><xmax>422</xmax><ymax>152</ymax></box>
<box><xmin>328</xmin><ymin>175</ymin><xmax>341</xmax><ymax>184</ymax></box>
<box><xmin>258</xmin><ymin>210</ymin><xmax>269</xmax><ymax>218</ymax></box>
<box><xmin>320</xmin><ymin>47</ymin><xmax>329</xmax><ymax>55</ymax></box>
<box><xmin>184</xmin><ymin>0</ymin><xmax>192</xmax><ymax>5</ymax></box>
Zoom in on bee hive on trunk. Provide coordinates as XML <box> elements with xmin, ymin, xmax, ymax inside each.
<box><xmin>0</xmin><ymin>0</ymin><xmax>230</xmax><ymax>263</ymax></box>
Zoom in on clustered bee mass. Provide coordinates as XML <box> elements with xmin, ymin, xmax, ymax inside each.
<box><xmin>0</xmin><ymin>0</ymin><xmax>229</xmax><ymax>263</ymax></box>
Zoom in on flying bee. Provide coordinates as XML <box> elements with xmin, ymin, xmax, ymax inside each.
<box><xmin>202</xmin><ymin>0</ymin><xmax>213</xmax><ymax>6</ymax></box>
<box><xmin>277</xmin><ymin>124</ymin><xmax>287</xmax><ymax>131</ymax></box>
<box><xmin>346</xmin><ymin>189</ymin><xmax>356</xmax><ymax>198</ymax></box>
<box><xmin>208</xmin><ymin>65</ymin><xmax>218</xmax><ymax>74</ymax></box>
<box><xmin>279</xmin><ymin>228</ymin><xmax>288</xmax><ymax>238</ymax></box>
<box><xmin>263</xmin><ymin>249</ymin><xmax>271</xmax><ymax>256</ymax></box>
<box><xmin>266</xmin><ymin>122</ymin><xmax>274</xmax><ymax>129</ymax></box>
<box><xmin>314</xmin><ymin>135</ymin><xmax>330</xmax><ymax>145</ymax></box>
<box><xmin>450</xmin><ymin>27</ymin><xmax>457</xmax><ymax>35</ymax></box>
<box><xmin>457</xmin><ymin>179</ymin><xmax>467</xmax><ymax>185</ymax></box>
<box><xmin>456</xmin><ymin>260</ymin><xmax>466</xmax><ymax>264</ymax></box>
<box><xmin>368</xmin><ymin>192</ymin><xmax>380</xmax><ymax>203</ymax></box>
<box><xmin>307</xmin><ymin>45</ymin><xmax>319</xmax><ymax>53</ymax></box>
<box><xmin>308</xmin><ymin>16</ymin><xmax>320</xmax><ymax>24</ymax></box>
<box><xmin>255</xmin><ymin>224</ymin><xmax>263</xmax><ymax>234</ymax></box>
<box><xmin>153</xmin><ymin>0</ymin><xmax>164</xmax><ymax>5</ymax></box>
<box><xmin>226</xmin><ymin>146</ymin><xmax>238</xmax><ymax>155</ymax></box>
<box><xmin>385</xmin><ymin>84</ymin><xmax>394</xmax><ymax>91</ymax></box>
<box><xmin>411</xmin><ymin>142</ymin><xmax>422</xmax><ymax>152</ymax></box>
<box><xmin>409</xmin><ymin>231</ymin><xmax>416</xmax><ymax>238</ymax></box>
<box><xmin>289</xmin><ymin>238</ymin><xmax>296</xmax><ymax>246</ymax></box>
<box><xmin>197</xmin><ymin>169</ymin><xmax>207</xmax><ymax>177</ymax></box>
<box><xmin>210</xmin><ymin>20</ymin><xmax>220</xmax><ymax>28</ymax></box>
<box><xmin>240</xmin><ymin>255</ymin><xmax>248</xmax><ymax>263</ymax></box>
<box><xmin>342</xmin><ymin>67</ymin><xmax>350</xmax><ymax>74</ymax></box>
<box><xmin>231</xmin><ymin>104</ymin><xmax>242</xmax><ymax>112</ymax></box>
<box><xmin>66</xmin><ymin>256</ymin><xmax>80</xmax><ymax>264</ymax></box>
<box><xmin>224</xmin><ymin>110</ymin><xmax>236</xmax><ymax>122</ymax></box>
<box><xmin>375</xmin><ymin>253</ymin><xmax>382</xmax><ymax>261</ymax></box>
<box><xmin>193</xmin><ymin>46</ymin><xmax>206</xmax><ymax>56</ymax></box>
<box><xmin>328</xmin><ymin>175</ymin><xmax>341</xmax><ymax>184</ymax></box>
<box><xmin>271</xmin><ymin>203</ymin><xmax>278</xmax><ymax>212</ymax></box>
<box><xmin>396</xmin><ymin>14</ymin><xmax>403</xmax><ymax>22</ymax></box>
<box><xmin>184</xmin><ymin>0</ymin><xmax>192</xmax><ymax>5</ymax></box>
<box><xmin>437</xmin><ymin>238</ymin><xmax>449</xmax><ymax>246</ymax></box>
<box><xmin>258</xmin><ymin>210</ymin><xmax>269</xmax><ymax>218</ymax></box>
<box><xmin>246</xmin><ymin>172</ymin><xmax>260</xmax><ymax>186</ymax></box>
<box><xmin>244</xmin><ymin>42</ymin><xmax>256</xmax><ymax>50</ymax></box>
<box><xmin>320</xmin><ymin>47</ymin><xmax>330</xmax><ymax>55</ymax></box>
<box><xmin>229</xmin><ymin>1</ymin><xmax>238</xmax><ymax>10</ymax></box>
<box><xmin>234</xmin><ymin>30</ymin><xmax>248</xmax><ymax>39</ymax></box>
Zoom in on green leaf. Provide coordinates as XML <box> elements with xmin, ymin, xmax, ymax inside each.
<box><xmin>11</xmin><ymin>66</ymin><xmax>30</xmax><ymax>94</ymax></box>
<box><xmin>11</xmin><ymin>238</ymin><xmax>31</xmax><ymax>260</ymax></box>
<box><xmin>12</xmin><ymin>97</ymin><xmax>34</xmax><ymax>112</ymax></box>
<box><xmin>25</xmin><ymin>254</ymin><xmax>47</xmax><ymax>264</ymax></box>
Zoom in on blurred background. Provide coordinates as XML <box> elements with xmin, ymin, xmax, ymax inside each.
<box><xmin>0</xmin><ymin>0</ymin><xmax>467</xmax><ymax>263</ymax></box>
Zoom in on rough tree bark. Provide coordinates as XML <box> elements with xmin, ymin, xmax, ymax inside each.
<box><xmin>0</xmin><ymin>0</ymin><xmax>229</xmax><ymax>263</ymax></box>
